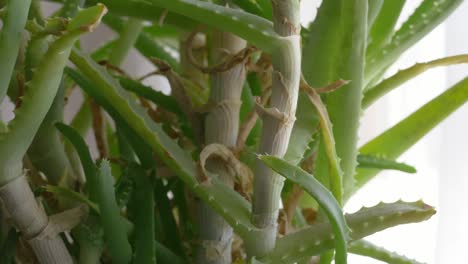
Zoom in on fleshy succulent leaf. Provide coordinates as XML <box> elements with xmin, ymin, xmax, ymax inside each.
<box><xmin>363</xmin><ymin>54</ymin><xmax>468</xmax><ymax>108</ymax></box>
<box><xmin>130</xmin><ymin>165</ymin><xmax>156</xmax><ymax>264</ymax></box>
<box><xmin>55</xmin><ymin>123</ymin><xmax>100</xmax><ymax>202</ymax></box>
<box><xmin>357</xmin><ymin>154</ymin><xmax>417</xmax><ymax>174</ymax></box>
<box><xmin>303</xmin><ymin>0</ymin><xmax>368</xmax><ymax>197</ymax></box>
<box><xmin>141</xmin><ymin>0</ymin><xmax>281</xmax><ymax>51</ymax></box>
<box><xmin>367</xmin><ymin>0</ymin><xmax>384</xmax><ymax>29</ymax></box>
<box><xmin>0</xmin><ymin>0</ymin><xmax>32</xmax><ymax>102</ymax></box>
<box><xmin>366</xmin><ymin>0</ymin><xmax>463</xmax><ymax>82</ymax></box>
<box><xmin>0</xmin><ymin>4</ymin><xmax>106</xmax><ymax>184</ymax></box>
<box><xmin>103</xmin><ymin>14</ymin><xmax>179</xmax><ymax>71</ymax></box>
<box><xmin>260</xmin><ymin>200</ymin><xmax>435</xmax><ymax>263</ymax></box>
<box><xmin>284</xmin><ymin>91</ymin><xmax>320</xmax><ymax>165</ymax></box>
<box><xmin>354</xmin><ymin>77</ymin><xmax>468</xmax><ymax>196</ymax></box>
<box><xmin>366</xmin><ymin>0</ymin><xmax>405</xmax><ymax>59</ymax></box>
<box><xmin>349</xmin><ymin>240</ymin><xmax>424</xmax><ymax>264</ymax></box>
<box><xmin>95</xmin><ymin>160</ymin><xmax>133</xmax><ymax>264</ymax></box>
<box><xmin>304</xmin><ymin>87</ymin><xmax>345</xmax><ymax>203</ymax></box>
<box><xmin>68</xmin><ymin>49</ymin><xmax>259</xmax><ymax>241</ymax></box>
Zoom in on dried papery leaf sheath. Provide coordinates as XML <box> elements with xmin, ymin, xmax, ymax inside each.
<box><xmin>196</xmin><ymin>28</ymin><xmax>247</xmax><ymax>264</ymax></box>
<box><xmin>250</xmin><ymin>0</ymin><xmax>301</xmax><ymax>257</ymax></box>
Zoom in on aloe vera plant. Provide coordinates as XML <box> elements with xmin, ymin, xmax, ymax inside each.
<box><xmin>0</xmin><ymin>0</ymin><xmax>467</xmax><ymax>263</ymax></box>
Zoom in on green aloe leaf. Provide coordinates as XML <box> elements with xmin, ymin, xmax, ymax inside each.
<box><xmin>366</xmin><ymin>0</ymin><xmax>463</xmax><ymax>82</ymax></box>
<box><xmin>366</xmin><ymin>0</ymin><xmax>405</xmax><ymax>58</ymax></box>
<box><xmin>304</xmin><ymin>88</ymin><xmax>345</xmax><ymax>203</ymax></box>
<box><xmin>55</xmin><ymin>122</ymin><xmax>101</xmax><ymax>202</ymax></box>
<box><xmin>0</xmin><ymin>229</ymin><xmax>18</xmax><ymax>264</ymax></box>
<box><xmin>349</xmin><ymin>240</ymin><xmax>423</xmax><ymax>264</ymax></box>
<box><xmin>44</xmin><ymin>185</ymin><xmax>100</xmax><ymax>213</ymax></box>
<box><xmin>232</xmin><ymin>0</ymin><xmax>268</xmax><ymax>18</ymax></box>
<box><xmin>130</xmin><ymin>165</ymin><xmax>156</xmax><ymax>264</ymax></box>
<box><xmin>302</xmin><ymin>0</ymin><xmax>368</xmax><ymax>197</ymax></box>
<box><xmin>363</xmin><ymin>54</ymin><xmax>468</xmax><ymax>108</ymax></box>
<box><xmin>89</xmin><ymin>0</ymin><xmax>193</xmax><ymax>29</ymax></box>
<box><xmin>260</xmin><ymin>156</ymin><xmax>348</xmax><ymax>264</ymax></box>
<box><xmin>91</xmin><ymin>40</ymin><xmax>115</xmax><ymax>61</ymax></box>
<box><xmin>68</xmin><ymin>49</ymin><xmax>259</xmax><ymax>242</ymax></box>
<box><xmin>153</xmin><ymin>179</ymin><xmax>186</xmax><ymax>257</ymax></box>
<box><xmin>64</xmin><ymin>67</ymin><xmax>155</xmax><ymax>169</ymax></box>
<box><xmin>284</xmin><ymin>91</ymin><xmax>320</xmax><ymax>165</ymax></box>
<box><xmin>367</xmin><ymin>0</ymin><xmax>384</xmax><ymax>29</ymax></box>
<box><xmin>118</xmin><ymin>77</ymin><xmax>184</xmax><ymax>119</ymax></box>
<box><xmin>83</xmin><ymin>0</ymin><xmax>280</xmax><ymax>50</ymax></box>
<box><xmin>255</xmin><ymin>0</ymin><xmax>272</xmax><ymax>20</ymax></box>
<box><xmin>357</xmin><ymin>154</ymin><xmax>416</xmax><ymax>174</ymax></box>
<box><xmin>260</xmin><ymin>200</ymin><xmax>435</xmax><ymax>263</ymax></box>
<box><xmin>143</xmin><ymin>0</ymin><xmax>281</xmax><ymax>51</ymax></box>
<box><xmin>69</xmin><ymin>99</ymin><xmax>92</xmax><ymax>136</ymax></box>
<box><xmin>155</xmin><ymin>241</ymin><xmax>185</xmax><ymax>264</ymax></box>
<box><xmin>95</xmin><ymin>160</ymin><xmax>133</xmax><ymax>264</ymax></box>
<box><xmin>0</xmin><ymin>0</ymin><xmax>32</xmax><ymax>102</ymax></box>
<box><xmin>103</xmin><ymin>14</ymin><xmax>179</xmax><ymax>71</ymax></box>
<box><xmin>57</xmin><ymin>0</ymin><xmax>84</xmax><ymax>17</ymax></box>
<box><xmin>0</xmin><ymin>4</ymin><xmax>106</xmax><ymax>184</ymax></box>
<box><xmin>354</xmin><ymin>77</ymin><xmax>468</xmax><ymax>196</ymax></box>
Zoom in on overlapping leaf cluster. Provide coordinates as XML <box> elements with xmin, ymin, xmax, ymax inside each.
<box><xmin>0</xmin><ymin>0</ymin><xmax>466</xmax><ymax>263</ymax></box>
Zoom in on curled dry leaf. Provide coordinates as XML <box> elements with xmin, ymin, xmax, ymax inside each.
<box><xmin>198</xmin><ymin>144</ymin><xmax>253</xmax><ymax>198</ymax></box>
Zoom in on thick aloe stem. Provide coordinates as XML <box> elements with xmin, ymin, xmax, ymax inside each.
<box><xmin>250</xmin><ymin>0</ymin><xmax>301</xmax><ymax>257</ymax></box>
<box><xmin>0</xmin><ymin>175</ymin><xmax>73</xmax><ymax>264</ymax></box>
<box><xmin>196</xmin><ymin>31</ymin><xmax>247</xmax><ymax>264</ymax></box>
